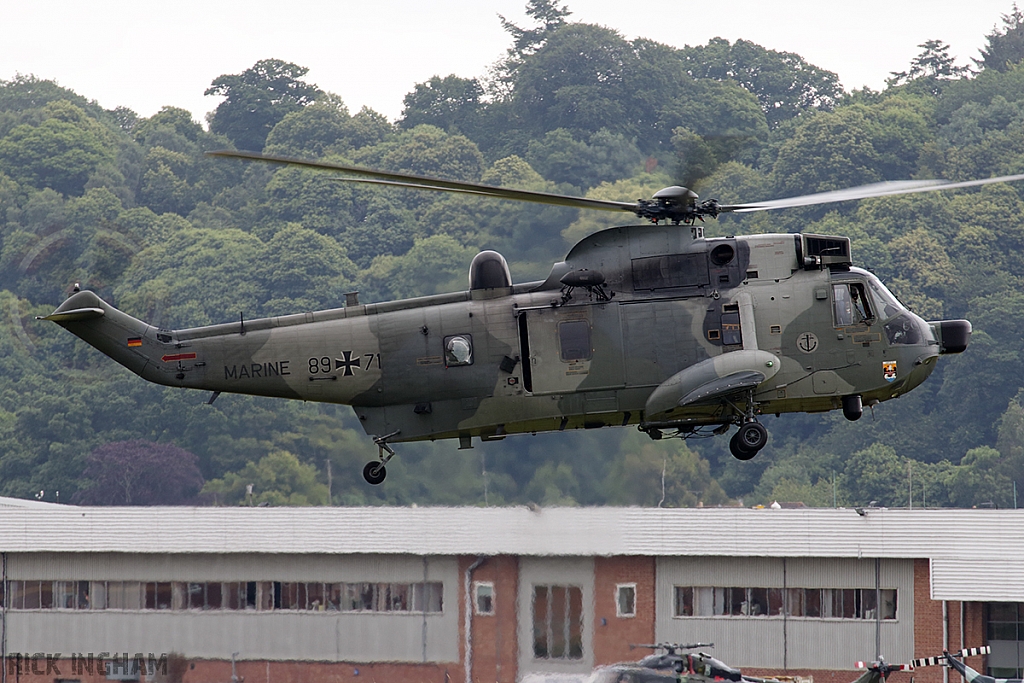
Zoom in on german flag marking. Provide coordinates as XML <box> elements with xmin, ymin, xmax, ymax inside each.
<box><xmin>161</xmin><ymin>352</ymin><xmax>197</xmax><ymax>363</ymax></box>
<box><xmin>127</xmin><ymin>337</ymin><xmax>142</xmax><ymax>347</ymax></box>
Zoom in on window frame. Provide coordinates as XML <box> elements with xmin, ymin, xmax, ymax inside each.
<box><xmin>616</xmin><ymin>583</ymin><xmax>636</xmax><ymax>618</ymax></box>
<box><xmin>474</xmin><ymin>581</ymin><xmax>494</xmax><ymax>616</ymax></box>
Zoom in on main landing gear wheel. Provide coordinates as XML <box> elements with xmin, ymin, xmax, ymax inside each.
<box><xmin>730</xmin><ymin>421</ymin><xmax>768</xmax><ymax>460</ymax></box>
<box><xmin>363</xmin><ymin>461</ymin><xmax>387</xmax><ymax>485</ymax></box>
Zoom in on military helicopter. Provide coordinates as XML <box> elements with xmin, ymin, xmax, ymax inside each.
<box><xmin>39</xmin><ymin>149</ymin><xmax>1024</xmax><ymax>484</ymax></box>
<box><xmin>592</xmin><ymin>642</ymin><xmax>790</xmax><ymax>683</ymax></box>
<box><xmin>913</xmin><ymin>647</ymin><xmax>999</xmax><ymax>683</ymax></box>
<box><xmin>851</xmin><ymin>658</ymin><xmax>914</xmax><ymax>683</ymax></box>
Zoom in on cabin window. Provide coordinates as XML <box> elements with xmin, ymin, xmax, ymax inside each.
<box><xmin>444</xmin><ymin>334</ymin><xmax>473</xmax><ymax>367</ymax></box>
<box><xmin>833</xmin><ymin>283</ymin><xmax>873</xmax><ymax>327</ymax></box>
<box><xmin>721</xmin><ymin>312</ymin><xmax>742</xmax><ymax>345</ymax></box>
<box><xmin>558</xmin><ymin>320</ymin><xmax>592</xmax><ymax>361</ymax></box>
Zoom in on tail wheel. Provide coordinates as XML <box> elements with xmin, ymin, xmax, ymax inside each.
<box><xmin>362</xmin><ymin>461</ymin><xmax>387</xmax><ymax>485</ymax></box>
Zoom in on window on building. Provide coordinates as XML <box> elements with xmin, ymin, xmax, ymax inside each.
<box><xmin>674</xmin><ymin>586</ymin><xmax>694</xmax><ymax>617</ymax></box>
<box><xmin>616</xmin><ymin>583</ymin><xmax>636</xmax><ymax>618</ymax></box>
<box><xmin>0</xmin><ymin>579</ymin><xmax>443</xmax><ymax>614</ymax></box>
<box><xmin>988</xmin><ymin>602</ymin><xmax>1024</xmax><ymax>641</ymax></box>
<box><xmin>475</xmin><ymin>582</ymin><xmax>494</xmax><ymax>615</ymax></box>
<box><xmin>674</xmin><ymin>585</ymin><xmax>896</xmax><ymax>620</ymax></box>
<box><xmin>533</xmin><ymin>585</ymin><xmax>584</xmax><ymax>660</ymax></box>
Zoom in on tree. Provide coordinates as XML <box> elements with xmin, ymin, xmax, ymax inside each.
<box><xmin>399</xmin><ymin>75</ymin><xmax>484</xmax><ymax>135</ymax></box>
<box><xmin>0</xmin><ymin>100</ymin><xmax>116</xmax><ymax>196</ymax></box>
<box><xmin>888</xmin><ymin>40</ymin><xmax>970</xmax><ymax>93</ymax></box>
<box><xmin>977</xmin><ymin>4</ymin><xmax>1024</xmax><ymax>72</ymax></box>
<box><xmin>73</xmin><ymin>440</ymin><xmax>204</xmax><ymax>505</ymax></box>
<box><xmin>264</xmin><ymin>95</ymin><xmax>351</xmax><ymax>157</ymax></box>
<box><xmin>202</xmin><ymin>451</ymin><xmax>329</xmax><ymax>506</ymax></box>
<box><xmin>494</xmin><ymin>0</ymin><xmax>573</xmax><ymax>95</ymax></box>
<box><xmin>205</xmin><ymin>59</ymin><xmax>321</xmax><ymax>152</ymax></box>
<box><xmin>680</xmin><ymin>38</ymin><xmax>842</xmax><ymax>128</ymax></box>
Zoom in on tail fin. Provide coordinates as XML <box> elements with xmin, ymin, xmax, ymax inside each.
<box><xmin>38</xmin><ymin>290</ymin><xmax>163</xmax><ymax>381</ymax></box>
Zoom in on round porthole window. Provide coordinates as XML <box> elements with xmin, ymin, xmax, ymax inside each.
<box><xmin>445</xmin><ymin>335</ymin><xmax>473</xmax><ymax>367</ymax></box>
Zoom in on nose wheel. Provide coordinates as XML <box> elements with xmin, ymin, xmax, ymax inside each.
<box><xmin>730</xmin><ymin>421</ymin><xmax>768</xmax><ymax>460</ymax></box>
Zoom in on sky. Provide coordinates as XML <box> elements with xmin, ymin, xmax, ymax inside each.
<box><xmin>0</xmin><ymin>0</ymin><xmax>1017</xmax><ymax>125</ymax></box>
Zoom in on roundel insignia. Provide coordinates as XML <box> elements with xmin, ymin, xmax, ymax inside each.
<box><xmin>796</xmin><ymin>332</ymin><xmax>819</xmax><ymax>353</ymax></box>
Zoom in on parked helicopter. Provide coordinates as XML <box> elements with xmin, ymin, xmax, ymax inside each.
<box><xmin>40</xmin><ymin>150</ymin><xmax>1024</xmax><ymax>483</ymax></box>
<box><xmin>913</xmin><ymin>647</ymin><xmax>1000</xmax><ymax>683</ymax></box>
<box><xmin>852</xmin><ymin>658</ymin><xmax>914</xmax><ymax>683</ymax></box>
<box><xmin>593</xmin><ymin>641</ymin><xmax>814</xmax><ymax>683</ymax></box>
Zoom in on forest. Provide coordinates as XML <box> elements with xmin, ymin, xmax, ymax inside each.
<box><xmin>4</xmin><ymin>1</ymin><xmax>1024</xmax><ymax>508</ymax></box>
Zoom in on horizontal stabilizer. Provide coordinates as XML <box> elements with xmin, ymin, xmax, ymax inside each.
<box><xmin>36</xmin><ymin>307</ymin><xmax>105</xmax><ymax>322</ymax></box>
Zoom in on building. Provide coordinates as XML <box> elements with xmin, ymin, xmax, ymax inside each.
<box><xmin>1</xmin><ymin>503</ymin><xmax>1023</xmax><ymax>683</ymax></box>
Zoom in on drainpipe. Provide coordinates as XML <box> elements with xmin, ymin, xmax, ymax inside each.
<box><xmin>464</xmin><ymin>557</ymin><xmax>487</xmax><ymax>683</ymax></box>
<box><xmin>2</xmin><ymin>552</ymin><xmax>7</xmax><ymax>683</ymax></box>
<box><xmin>943</xmin><ymin>601</ymin><xmax>949</xmax><ymax>683</ymax></box>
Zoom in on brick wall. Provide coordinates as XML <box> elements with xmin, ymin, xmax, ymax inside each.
<box><xmin>592</xmin><ymin>556</ymin><xmax>656</xmax><ymax>666</ymax></box>
<box><xmin>2</xmin><ymin>656</ymin><xmax>455</xmax><ymax>683</ymax></box>
<box><xmin>913</xmin><ymin>559</ymin><xmax>990</xmax><ymax>682</ymax></box>
<box><xmin>469</xmin><ymin>555</ymin><xmax>519</xmax><ymax>683</ymax></box>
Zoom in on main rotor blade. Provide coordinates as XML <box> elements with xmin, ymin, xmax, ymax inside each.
<box><xmin>208</xmin><ymin>150</ymin><xmax>639</xmax><ymax>214</ymax></box>
<box><xmin>721</xmin><ymin>173</ymin><xmax>1024</xmax><ymax>213</ymax></box>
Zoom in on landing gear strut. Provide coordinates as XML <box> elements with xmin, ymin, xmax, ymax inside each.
<box><xmin>728</xmin><ymin>390</ymin><xmax>768</xmax><ymax>460</ymax></box>
<box><xmin>363</xmin><ymin>430</ymin><xmax>400</xmax><ymax>485</ymax></box>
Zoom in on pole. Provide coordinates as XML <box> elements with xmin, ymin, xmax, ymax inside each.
<box><xmin>875</xmin><ymin>558</ymin><xmax>881</xmax><ymax>661</ymax></box>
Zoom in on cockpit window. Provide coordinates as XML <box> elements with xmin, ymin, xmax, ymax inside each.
<box><xmin>833</xmin><ymin>283</ymin><xmax>873</xmax><ymax>327</ymax></box>
<box><xmin>866</xmin><ymin>276</ymin><xmax>906</xmax><ymax>321</ymax></box>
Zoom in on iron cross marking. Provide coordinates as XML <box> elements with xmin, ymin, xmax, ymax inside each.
<box><xmin>335</xmin><ymin>350</ymin><xmax>361</xmax><ymax>376</ymax></box>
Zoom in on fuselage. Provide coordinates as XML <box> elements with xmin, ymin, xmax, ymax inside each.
<box><xmin>45</xmin><ymin>225</ymin><xmax>964</xmax><ymax>446</ymax></box>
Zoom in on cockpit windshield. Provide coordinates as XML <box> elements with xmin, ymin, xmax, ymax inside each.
<box><xmin>862</xmin><ymin>272</ymin><xmax>907</xmax><ymax>321</ymax></box>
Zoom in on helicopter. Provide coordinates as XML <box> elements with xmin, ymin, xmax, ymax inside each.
<box><xmin>913</xmin><ymin>647</ymin><xmax>1000</xmax><ymax>683</ymax></box>
<box><xmin>39</xmin><ymin>150</ymin><xmax>1024</xmax><ymax>484</ymax></box>
<box><xmin>592</xmin><ymin>642</ymin><xmax>795</xmax><ymax>683</ymax></box>
<box><xmin>851</xmin><ymin>659</ymin><xmax>914</xmax><ymax>683</ymax></box>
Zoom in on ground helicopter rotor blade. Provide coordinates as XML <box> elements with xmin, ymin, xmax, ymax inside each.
<box><xmin>207</xmin><ymin>150</ymin><xmax>639</xmax><ymax>214</ymax></box>
<box><xmin>721</xmin><ymin>174</ymin><xmax>1024</xmax><ymax>213</ymax></box>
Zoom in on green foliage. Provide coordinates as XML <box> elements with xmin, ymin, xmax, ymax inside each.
<box><xmin>679</xmin><ymin>37</ymin><xmax>842</xmax><ymax>128</ymax></box>
<box><xmin>399</xmin><ymin>75</ymin><xmax>484</xmax><ymax>136</ymax></box>
<box><xmin>203</xmin><ymin>450</ymin><xmax>329</xmax><ymax>506</ymax></box>
<box><xmin>205</xmin><ymin>59</ymin><xmax>321</xmax><ymax>152</ymax></box>
<box><xmin>0</xmin><ymin>100</ymin><xmax>116</xmax><ymax>195</ymax></box>
<box><xmin>4</xmin><ymin>4</ymin><xmax>1024</xmax><ymax>509</ymax></box>
<box><xmin>977</xmin><ymin>6</ymin><xmax>1024</xmax><ymax>72</ymax></box>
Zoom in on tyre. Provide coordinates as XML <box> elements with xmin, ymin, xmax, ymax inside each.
<box><xmin>729</xmin><ymin>432</ymin><xmax>757</xmax><ymax>460</ymax></box>
<box><xmin>362</xmin><ymin>461</ymin><xmax>387</xmax><ymax>485</ymax></box>
<box><xmin>738</xmin><ymin>421</ymin><xmax>768</xmax><ymax>452</ymax></box>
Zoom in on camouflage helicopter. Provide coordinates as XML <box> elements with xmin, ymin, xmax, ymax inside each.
<box><xmin>39</xmin><ymin>150</ymin><xmax>1024</xmax><ymax>484</ymax></box>
<box><xmin>913</xmin><ymin>647</ymin><xmax>999</xmax><ymax>683</ymax></box>
<box><xmin>592</xmin><ymin>642</ymin><xmax>784</xmax><ymax>683</ymax></box>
